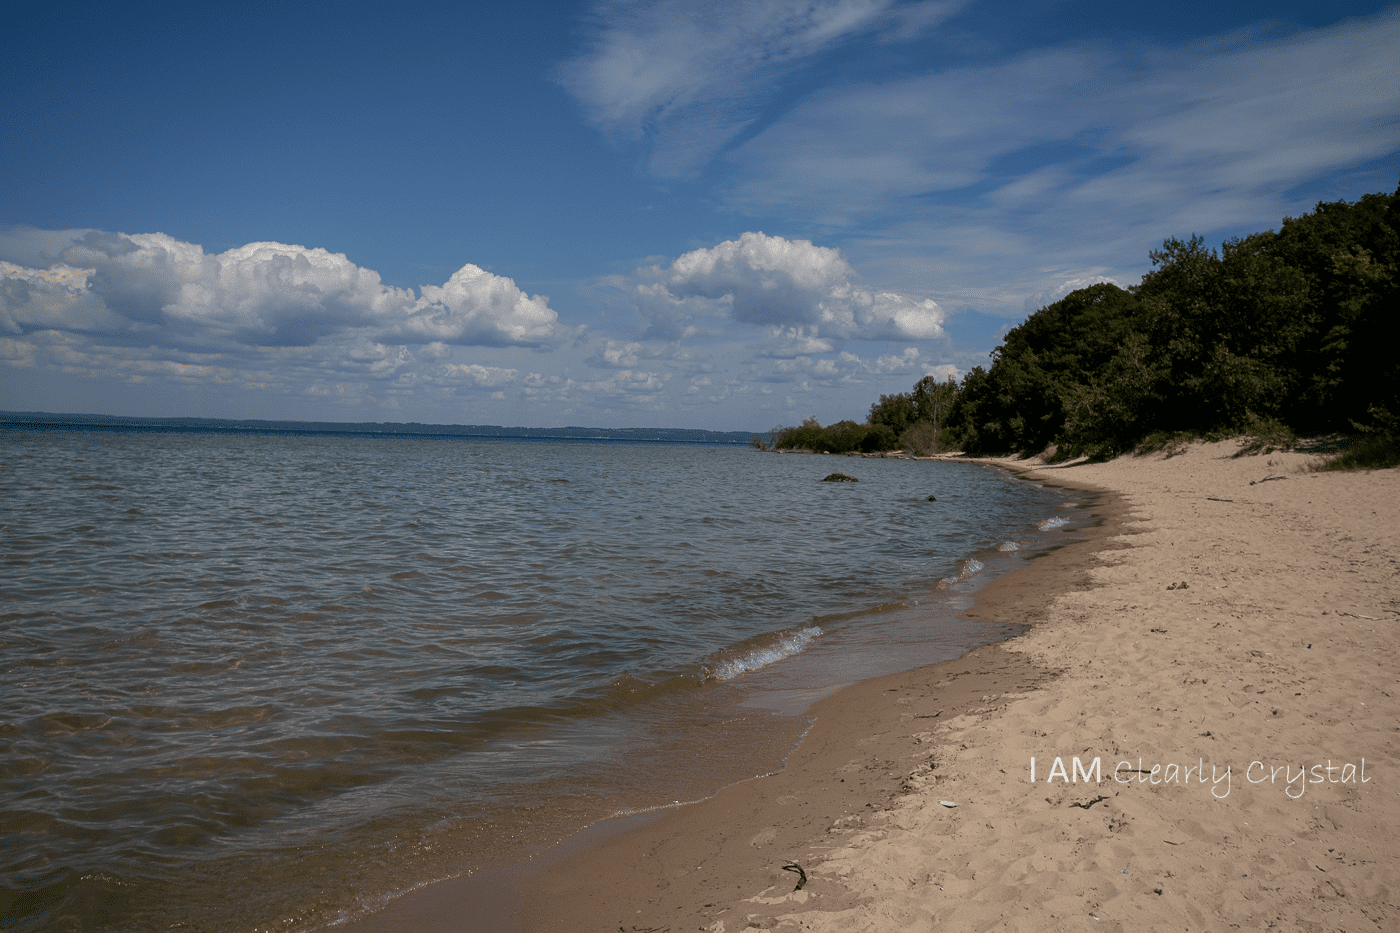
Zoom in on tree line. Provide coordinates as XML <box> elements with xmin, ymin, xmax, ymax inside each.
<box><xmin>767</xmin><ymin>375</ymin><xmax>959</xmax><ymax>454</ymax></box>
<box><xmin>768</xmin><ymin>186</ymin><xmax>1399</xmax><ymax>465</ymax></box>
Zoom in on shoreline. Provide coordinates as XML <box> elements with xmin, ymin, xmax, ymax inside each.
<box><xmin>331</xmin><ymin>456</ymin><xmax>1107</xmax><ymax>933</ymax></box>
<box><xmin>513</xmin><ymin>459</ymin><xmax>1120</xmax><ymax>932</ymax></box>
<box><xmin>517</xmin><ymin>440</ymin><xmax>1399</xmax><ymax>931</ymax></box>
<box><xmin>342</xmin><ymin>440</ymin><xmax>1400</xmax><ymax>931</ymax></box>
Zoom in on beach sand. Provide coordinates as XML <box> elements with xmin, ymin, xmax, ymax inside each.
<box><xmin>517</xmin><ymin>439</ymin><xmax>1400</xmax><ymax>932</ymax></box>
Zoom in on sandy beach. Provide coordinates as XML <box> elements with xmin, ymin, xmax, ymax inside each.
<box><xmin>515</xmin><ymin>439</ymin><xmax>1399</xmax><ymax>932</ymax></box>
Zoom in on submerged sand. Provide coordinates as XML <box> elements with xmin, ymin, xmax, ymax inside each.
<box><xmin>520</xmin><ymin>439</ymin><xmax>1399</xmax><ymax>932</ymax></box>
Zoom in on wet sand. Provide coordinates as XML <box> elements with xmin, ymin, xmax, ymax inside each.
<box><xmin>518</xmin><ymin>440</ymin><xmax>1399</xmax><ymax>932</ymax></box>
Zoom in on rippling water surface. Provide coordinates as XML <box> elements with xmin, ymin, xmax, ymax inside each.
<box><xmin>0</xmin><ymin>429</ymin><xmax>1081</xmax><ymax>931</ymax></box>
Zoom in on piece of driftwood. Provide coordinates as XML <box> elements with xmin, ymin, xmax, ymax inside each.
<box><xmin>782</xmin><ymin>861</ymin><xmax>807</xmax><ymax>891</ymax></box>
<box><xmin>1070</xmin><ymin>795</ymin><xmax>1109</xmax><ymax>809</ymax></box>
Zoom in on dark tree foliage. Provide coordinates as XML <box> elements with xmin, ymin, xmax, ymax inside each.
<box><xmin>870</xmin><ymin>376</ymin><xmax>958</xmax><ymax>436</ymax></box>
<box><xmin>867</xmin><ymin>391</ymin><xmax>918</xmax><ymax>436</ymax></box>
<box><xmin>770</xmin><ymin>418</ymin><xmax>898</xmax><ymax>453</ymax></box>
<box><xmin>944</xmin><ymin>186</ymin><xmax>1399</xmax><ymax>460</ymax></box>
<box><xmin>1268</xmin><ymin>189</ymin><xmax>1400</xmax><ymax>435</ymax></box>
<box><xmin>772</xmin><ymin>374</ymin><xmax>958</xmax><ymax>454</ymax></box>
<box><xmin>940</xmin><ymin>365</ymin><xmax>989</xmax><ymax>451</ymax></box>
<box><xmin>943</xmin><ymin>284</ymin><xmax>1144</xmax><ymax>455</ymax></box>
<box><xmin>869</xmin><ymin>375</ymin><xmax>959</xmax><ymax>453</ymax></box>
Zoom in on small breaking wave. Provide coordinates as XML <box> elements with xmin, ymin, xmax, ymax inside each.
<box><xmin>937</xmin><ymin>557</ymin><xmax>986</xmax><ymax>588</ymax></box>
<box><xmin>1036</xmin><ymin>516</ymin><xmax>1068</xmax><ymax>531</ymax></box>
<box><xmin>704</xmin><ymin>626</ymin><xmax>823</xmax><ymax>681</ymax></box>
<box><xmin>997</xmin><ymin>540</ymin><xmax>1021</xmax><ymax>552</ymax></box>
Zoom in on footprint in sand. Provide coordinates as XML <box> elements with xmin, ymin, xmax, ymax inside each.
<box><xmin>749</xmin><ymin>827</ymin><xmax>778</xmax><ymax>847</ymax></box>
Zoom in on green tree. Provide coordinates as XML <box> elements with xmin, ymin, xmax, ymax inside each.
<box><xmin>944</xmin><ymin>284</ymin><xmax>1143</xmax><ymax>454</ymax></box>
<box><xmin>868</xmin><ymin>392</ymin><xmax>917</xmax><ymax>436</ymax></box>
<box><xmin>947</xmin><ymin>185</ymin><xmax>1399</xmax><ymax>458</ymax></box>
<box><xmin>870</xmin><ymin>374</ymin><xmax>960</xmax><ymax>452</ymax></box>
<box><xmin>1060</xmin><ymin>332</ymin><xmax>1167</xmax><ymax>459</ymax></box>
<box><xmin>911</xmin><ymin>375</ymin><xmax>959</xmax><ymax>434</ymax></box>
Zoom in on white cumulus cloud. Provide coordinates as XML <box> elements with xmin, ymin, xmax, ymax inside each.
<box><xmin>0</xmin><ymin>228</ymin><xmax>571</xmax><ymax>417</ymax></box>
<box><xmin>630</xmin><ymin>231</ymin><xmax>946</xmax><ymax>341</ymax></box>
<box><xmin>410</xmin><ymin>264</ymin><xmax>559</xmax><ymax>346</ymax></box>
<box><xmin>0</xmin><ymin>228</ymin><xmax>563</xmax><ymax>349</ymax></box>
<box><xmin>1022</xmin><ymin>275</ymin><xmax>1122</xmax><ymax>314</ymax></box>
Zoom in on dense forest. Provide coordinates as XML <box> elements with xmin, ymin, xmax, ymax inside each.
<box><xmin>770</xmin><ymin>186</ymin><xmax>1399</xmax><ymax>466</ymax></box>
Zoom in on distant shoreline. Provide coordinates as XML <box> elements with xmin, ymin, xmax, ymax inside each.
<box><xmin>0</xmin><ymin>411</ymin><xmax>763</xmax><ymax>445</ymax></box>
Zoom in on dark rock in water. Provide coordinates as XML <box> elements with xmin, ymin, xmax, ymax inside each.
<box><xmin>927</xmin><ymin>495</ymin><xmax>937</xmax><ymax>501</ymax></box>
<box><xmin>822</xmin><ymin>472</ymin><xmax>859</xmax><ymax>482</ymax></box>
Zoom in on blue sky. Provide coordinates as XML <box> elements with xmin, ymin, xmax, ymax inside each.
<box><xmin>3</xmin><ymin>0</ymin><xmax>1397</xmax><ymax>431</ymax></box>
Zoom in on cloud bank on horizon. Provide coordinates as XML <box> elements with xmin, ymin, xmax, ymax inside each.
<box><xmin>2</xmin><ymin>1</ymin><xmax>1397</xmax><ymax>428</ymax></box>
<box><xmin>1</xmin><ymin>231</ymin><xmax>563</xmax><ymax>350</ymax></box>
<box><xmin>1</xmin><ymin>227</ymin><xmax>941</xmax><ymax>421</ymax></box>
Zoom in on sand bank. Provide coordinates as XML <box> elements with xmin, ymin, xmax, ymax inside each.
<box><xmin>519</xmin><ymin>440</ymin><xmax>1399</xmax><ymax>932</ymax></box>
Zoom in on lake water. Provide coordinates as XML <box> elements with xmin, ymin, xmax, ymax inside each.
<box><xmin>0</xmin><ymin>429</ymin><xmax>1083</xmax><ymax>932</ymax></box>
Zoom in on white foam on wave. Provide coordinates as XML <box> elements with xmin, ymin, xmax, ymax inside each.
<box><xmin>1037</xmin><ymin>516</ymin><xmax>1068</xmax><ymax>531</ymax></box>
<box><xmin>707</xmin><ymin>626</ymin><xmax>823</xmax><ymax>681</ymax></box>
<box><xmin>998</xmin><ymin>540</ymin><xmax>1021</xmax><ymax>552</ymax></box>
<box><xmin>937</xmin><ymin>557</ymin><xmax>987</xmax><ymax>588</ymax></box>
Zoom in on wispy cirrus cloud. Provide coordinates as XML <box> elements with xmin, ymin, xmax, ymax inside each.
<box><xmin>722</xmin><ymin>8</ymin><xmax>1400</xmax><ymax>314</ymax></box>
<box><xmin>729</xmin><ymin>10</ymin><xmax>1400</xmax><ymax>221</ymax></box>
<box><xmin>558</xmin><ymin>0</ymin><xmax>965</xmax><ymax>176</ymax></box>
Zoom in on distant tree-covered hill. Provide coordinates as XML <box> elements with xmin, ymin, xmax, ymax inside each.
<box><xmin>0</xmin><ymin>412</ymin><xmax>763</xmax><ymax>445</ymax></box>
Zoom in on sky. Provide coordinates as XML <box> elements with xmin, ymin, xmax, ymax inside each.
<box><xmin>2</xmin><ymin>0</ymin><xmax>1397</xmax><ymax>431</ymax></box>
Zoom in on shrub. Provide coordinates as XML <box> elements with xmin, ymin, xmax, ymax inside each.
<box><xmin>1321</xmin><ymin>434</ymin><xmax>1400</xmax><ymax>470</ymax></box>
<box><xmin>898</xmin><ymin>421</ymin><xmax>947</xmax><ymax>456</ymax></box>
<box><xmin>1232</xmin><ymin>414</ymin><xmax>1298</xmax><ymax>457</ymax></box>
<box><xmin>769</xmin><ymin>419</ymin><xmax>900</xmax><ymax>454</ymax></box>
